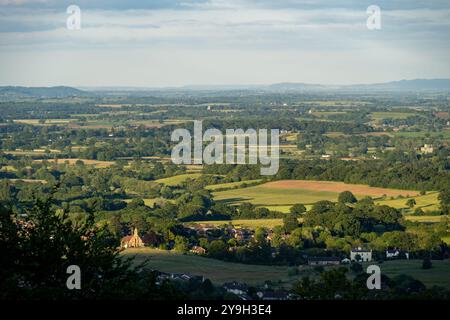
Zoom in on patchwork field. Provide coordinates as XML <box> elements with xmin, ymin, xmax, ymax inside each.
<box><xmin>404</xmin><ymin>215</ymin><xmax>446</xmax><ymax>223</ymax></box>
<box><xmin>155</xmin><ymin>173</ymin><xmax>204</xmax><ymax>186</ymax></box>
<box><xmin>376</xmin><ymin>192</ymin><xmax>440</xmax><ymax>212</ymax></box>
<box><xmin>213</xmin><ymin>180</ymin><xmax>419</xmax><ymax>206</ymax></box>
<box><xmin>370</xmin><ymin>112</ymin><xmax>417</xmax><ymax>121</ymax></box>
<box><xmin>361</xmin><ymin>260</ymin><xmax>450</xmax><ymax>289</ymax></box>
<box><xmin>34</xmin><ymin>158</ymin><xmax>115</xmax><ymax>168</ymax></box>
<box><xmin>263</xmin><ymin>180</ymin><xmax>418</xmax><ymax>197</ymax></box>
<box><xmin>123</xmin><ymin>248</ymin><xmax>450</xmax><ymax>289</ymax></box>
<box><xmin>205</xmin><ymin>179</ymin><xmax>263</xmax><ymax>191</ymax></box>
<box><xmin>188</xmin><ymin>218</ymin><xmax>286</xmax><ymax>229</ymax></box>
<box><xmin>122</xmin><ymin>248</ymin><xmax>302</xmax><ymax>286</ymax></box>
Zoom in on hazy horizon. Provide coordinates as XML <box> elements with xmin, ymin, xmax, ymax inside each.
<box><xmin>1</xmin><ymin>0</ymin><xmax>450</xmax><ymax>87</ymax></box>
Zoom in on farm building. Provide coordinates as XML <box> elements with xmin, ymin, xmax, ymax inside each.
<box><xmin>350</xmin><ymin>248</ymin><xmax>372</xmax><ymax>262</ymax></box>
<box><xmin>307</xmin><ymin>257</ymin><xmax>341</xmax><ymax>266</ymax></box>
<box><xmin>223</xmin><ymin>282</ymin><xmax>249</xmax><ymax>296</ymax></box>
<box><xmin>190</xmin><ymin>246</ymin><xmax>207</xmax><ymax>255</ymax></box>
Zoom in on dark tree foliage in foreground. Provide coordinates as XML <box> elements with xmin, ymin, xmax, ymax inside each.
<box><xmin>0</xmin><ymin>199</ymin><xmax>184</xmax><ymax>300</ymax></box>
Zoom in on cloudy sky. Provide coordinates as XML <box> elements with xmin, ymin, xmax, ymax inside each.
<box><xmin>0</xmin><ymin>0</ymin><xmax>449</xmax><ymax>87</ymax></box>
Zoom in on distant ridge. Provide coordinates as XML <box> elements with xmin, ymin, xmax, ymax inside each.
<box><xmin>83</xmin><ymin>79</ymin><xmax>450</xmax><ymax>93</ymax></box>
<box><xmin>0</xmin><ymin>86</ymin><xmax>88</xmax><ymax>99</ymax></box>
<box><xmin>1</xmin><ymin>79</ymin><xmax>450</xmax><ymax>99</ymax></box>
<box><xmin>266</xmin><ymin>79</ymin><xmax>450</xmax><ymax>92</ymax></box>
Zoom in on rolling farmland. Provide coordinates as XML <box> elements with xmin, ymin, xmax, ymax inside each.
<box><xmin>213</xmin><ymin>180</ymin><xmax>419</xmax><ymax>206</ymax></box>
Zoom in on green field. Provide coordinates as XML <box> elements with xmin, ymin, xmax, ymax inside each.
<box><xmin>393</xmin><ymin>130</ymin><xmax>450</xmax><ymax>139</ymax></box>
<box><xmin>123</xmin><ymin>249</ymin><xmax>450</xmax><ymax>289</ymax></box>
<box><xmin>376</xmin><ymin>192</ymin><xmax>440</xmax><ymax>212</ymax></box>
<box><xmin>189</xmin><ymin>218</ymin><xmax>286</xmax><ymax>229</ymax></box>
<box><xmin>362</xmin><ymin>260</ymin><xmax>450</xmax><ymax>289</ymax></box>
<box><xmin>405</xmin><ymin>215</ymin><xmax>446</xmax><ymax>223</ymax></box>
<box><xmin>155</xmin><ymin>173</ymin><xmax>204</xmax><ymax>186</ymax></box>
<box><xmin>212</xmin><ymin>180</ymin><xmax>416</xmax><ymax>206</ymax></box>
<box><xmin>262</xmin><ymin>205</ymin><xmax>313</xmax><ymax>213</ymax></box>
<box><xmin>122</xmin><ymin>248</ymin><xmax>304</xmax><ymax>286</ymax></box>
<box><xmin>370</xmin><ymin>112</ymin><xmax>417</xmax><ymax>121</ymax></box>
<box><xmin>205</xmin><ymin>179</ymin><xmax>263</xmax><ymax>191</ymax></box>
<box><xmin>213</xmin><ymin>185</ymin><xmax>339</xmax><ymax>206</ymax></box>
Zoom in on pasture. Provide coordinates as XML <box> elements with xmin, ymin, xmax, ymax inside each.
<box><xmin>205</xmin><ymin>179</ymin><xmax>263</xmax><ymax>191</ymax></box>
<box><xmin>213</xmin><ymin>180</ymin><xmax>419</xmax><ymax>206</ymax></box>
<box><xmin>155</xmin><ymin>173</ymin><xmax>204</xmax><ymax>186</ymax></box>
<box><xmin>122</xmin><ymin>248</ymin><xmax>302</xmax><ymax>286</ymax></box>
<box><xmin>123</xmin><ymin>249</ymin><xmax>450</xmax><ymax>289</ymax></box>
<box><xmin>188</xmin><ymin>218</ymin><xmax>286</xmax><ymax>229</ymax></box>
<box><xmin>404</xmin><ymin>215</ymin><xmax>446</xmax><ymax>223</ymax></box>
<box><xmin>370</xmin><ymin>112</ymin><xmax>417</xmax><ymax>121</ymax></box>
<box><xmin>362</xmin><ymin>260</ymin><xmax>450</xmax><ymax>289</ymax></box>
<box><xmin>35</xmin><ymin>158</ymin><xmax>115</xmax><ymax>168</ymax></box>
<box><xmin>376</xmin><ymin>192</ymin><xmax>440</xmax><ymax>212</ymax></box>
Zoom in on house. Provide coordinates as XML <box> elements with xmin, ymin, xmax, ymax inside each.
<box><xmin>156</xmin><ymin>272</ymin><xmax>204</xmax><ymax>284</ymax></box>
<box><xmin>420</xmin><ymin>144</ymin><xmax>434</xmax><ymax>154</ymax></box>
<box><xmin>223</xmin><ymin>282</ymin><xmax>248</xmax><ymax>296</ymax></box>
<box><xmin>232</xmin><ymin>228</ymin><xmax>252</xmax><ymax>241</ymax></box>
<box><xmin>350</xmin><ymin>248</ymin><xmax>372</xmax><ymax>262</ymax></box>
<box><xmin>307</xmin><ymin>257</ymin><xmax>341</xmax><ymax>266</ymax></box>
<box><xmin>190</xmin><ymin>246</ymin><xmax>207</xmax><ymax>255</ymax></box>
<box><xmin>257</xmin><ymin>290</ymin><xmax>290</xmax><ymax>300</ymax></box>
<box><xmin>120</xmin><ymin>228</ymin><xmax>144</xmax><ymax>249</ymax></box>
<box><xmin>386</xmin><ymin>249</ymin><xmax>409</xmax><ymax>260</ymax></box>
<box><xmin>386</xmin><ymin>249</ymin><xmax>400</xmax><ymax>258</ymax></box>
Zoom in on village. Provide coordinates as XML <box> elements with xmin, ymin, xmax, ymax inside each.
<box><xmin>120</xmin><ymin>225</ymin><xmax>414</xmax><ymax>300</ymax></box>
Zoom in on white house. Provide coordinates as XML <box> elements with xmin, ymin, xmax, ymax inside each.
<box><xmin>420</xmin><ymin>144</ymin><xmax>434</xmax><ymax>154</ymax></box>
<box><xmin>386</xmin><ymin>249</ymin><xmax>409</xmax><ymax>260</ymax></box>
<box><xmin>223</xmin><ymin>282</ymin><xmax>248</xmax><ymax>296</ymax></box>
<box><xmin>350</xmin><ymin>248</ymin><xmax>372</xmax><ymax>262</ymax></box>
<box><xmin>386</xmin><ymin>249</ymin><xmax>400</xmax><ymax>258</ymax></box>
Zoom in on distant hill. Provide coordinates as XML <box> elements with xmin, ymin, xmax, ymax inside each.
<box><xmin>0</xmin><ymin>86</ymin><xmax>89</xmax><ymax>99</ymax></box>
<box><xmin>2</xmin><ymin>79</ymin><xmax>450</xmax><ymax>99</ymax></box>
<box><xmin>268</xmin><ymin>79</ymin><xmax>450</xmax><ymax>92</ymax></box>
<box><xmin>348</xmin><ymin>79</ymin><xmax>450</xmax><ymax>91</ymax></box>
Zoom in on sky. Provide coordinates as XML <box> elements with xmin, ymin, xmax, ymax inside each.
<box><xmin>0</xmin><ymin>0</ymin><xmax>449</xmax><ymax>87</ymax></box>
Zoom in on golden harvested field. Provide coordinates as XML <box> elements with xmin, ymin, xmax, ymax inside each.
<box><xmin>213</xmin><ymin>180</ymin><xmax>420</xmax><ymax>206</ymax></box>
<box><xmin>188</xmin><ymin>219</ymin><xmax>287</xmax><ymax>229</ymax></box>
<box><xmin>13</xmin><ymin>119</ymin><xmax>73</xmax><ymax>125</ymax></box>
<box><xmin>261</xmin><ymin>180</ymin><xmax>419</xmax><ymax>197</ymax></box>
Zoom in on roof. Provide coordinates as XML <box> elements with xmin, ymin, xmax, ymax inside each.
<box><xmin>261</xmin><ymin>291</ymin><xmax>289</xmax><ymax>299</ymax></box>
<box><xmin>121</xmin><ymin>235</ymin><xmax>133</xmax><ymax>243</ymax></box>
<box><xmin>351</xmin><ymin>249</ymin><xmax>372</xmax><ymax>253</ymax></box>
<box><xmin>308</xmin><ymin>256</ymin><xmax>340</xmax><ymax>262</ymax></box>
<box><xmin>223</xmin><ymin>282</ymin><xmax>248</xmax><ymax>291</ymax></box>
